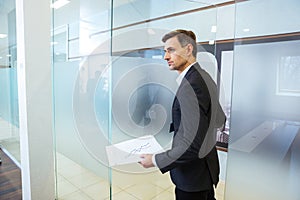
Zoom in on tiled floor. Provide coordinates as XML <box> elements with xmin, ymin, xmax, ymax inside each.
<box><xmin>56</xmin><ymin>152</ymin><xmax>225</xmax><ymax>200</ymax></box>
<box><xmin>0</xmin><ymin>142</ymin><xmax>225</xmax><ymax>200</ymax></box>
<box><xmin>0</xmin><ymin>118</ymin><xmax>225</xmax><ymax>200</ymax></box>
<box><xmin>0</xmin><ymin>143</ymin><xmax>225</xmax><ymax>199</ymax></box>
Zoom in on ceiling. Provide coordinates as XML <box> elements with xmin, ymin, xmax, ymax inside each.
<box><xmin>0</xmin><ymin>0</ymin><xmax>232</xmax><ymax>66</ymax></box>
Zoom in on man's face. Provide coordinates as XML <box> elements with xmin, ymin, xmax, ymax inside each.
<box><xmin>163</xmin><ymin>36</ymin><xmax>189</xmax><ymax>72</ymax></box>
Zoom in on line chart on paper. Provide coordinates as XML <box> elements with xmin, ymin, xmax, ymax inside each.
<box><xmin>106</xmin><ymin>135</ymin><xmax>163</xmax><ymax>166</ymax></box>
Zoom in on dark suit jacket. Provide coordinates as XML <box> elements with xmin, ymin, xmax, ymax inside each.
<box><xmin>155</xmin><ymin>62</ymin><xmax>226</xmax><ymax>192</ymax></box>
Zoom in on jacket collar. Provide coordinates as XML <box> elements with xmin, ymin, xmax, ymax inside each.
<box><xmin>176</xmin><ymin>61</ymin><xmax>197</xmax><ymax>85</ymax></box>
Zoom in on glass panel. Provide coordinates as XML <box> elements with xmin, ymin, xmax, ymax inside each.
<box><xmin>225</xmin><ymin>0</ymin><xmax>300</xmax><ymax>199</ymax></box>
<box><xmin>52</xmin><ymin>0</ymin><xmax>112</xmax><ymax>199</ymax></box>
<box><xmin>0</xmin><ymin>0</ymin><xmax>20</xmax><ymax>163</ymax></box>
<box><xmin>110</xmin><ymin>0</ymin><xmax>218</xmax><ymax>199</ymax></box>
<box><xmin>53</xmin><ymin>0</ymin><xmax>227</xmax><ymax>199</ymax></box>
<box><xmin>113</xmin><ymin>0</ymin><xmax>218</xmax><ymax>29</ymax></box>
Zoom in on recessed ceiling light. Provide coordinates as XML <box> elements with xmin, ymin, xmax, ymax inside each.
<box><xmin>243</xmin><ymin>28</ymin><xmax>250</xmax><ymax>32</ymax></box>
<box><xmin>0</xmin><ymin>34</ymin><xmax>8</xmax><ymax>39</ymax></box>
<box><xmin>211</xmin><ymin>26</ymin><xmax>217</xmax><ymax>33</ymax></box>
<box><xmin>209</xmin><ymin>40</ymin><xmax>215</xmax><ymax>45</ymax></box>
<box><xmin>147</xmin><ymin>28</ymin><xmax>155</xmax><ymax>35</ymax></box>
<box><xmin>51</xmin><ymin>0</ymin><xmax>70</xmax><ymax>9</ymax></box>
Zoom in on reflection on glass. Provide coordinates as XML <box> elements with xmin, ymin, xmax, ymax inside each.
<box><xmin>0</xmin><ymin>0</ymin><xmax>19</xmax><ymax>163</ymax></box>
<box><xmin>52</xmin><ymin>26</ymin><xmax>68</xmax><ymax>62</ymax></box>
<box><xmin>52</xmin><ymin>1</ymin><xmax>112</xmax><ymax>199</ymax></box>
<box><xmin>129</xmin><ymin>83</ymin><xmax>172</xmax><ymax>127</ymax></box>
<box><xmin>276</xmin><ymin>56</ymin><xmax>300</xmax><ymax>96</ymax></box>
<box><xmin>226</xmin><ymin>1</ymin><xmax>300</xmax><ymax>198</ymax></box>
<box><xmin>53</xmin><ymin>0</ymin><xmax>221</xmax><ymax>199</ymax></box>
<box><xmin>110</xmin><ymin>1</ymin><xmax>219</xmax><ymax>199</ymax></box>
<box><xmin>110</xmin><ymin>56</ymin><xmax>176</xmax><ymax>144</ymax></box>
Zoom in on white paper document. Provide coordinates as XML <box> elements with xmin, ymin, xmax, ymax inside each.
<box><xmin>106</xmin><ymin>135</ymin><xmax>164</xmax><ymax>166</ymax></box>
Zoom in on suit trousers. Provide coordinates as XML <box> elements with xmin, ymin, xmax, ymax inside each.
<box><xmin>175</xmin><ymin>187</ymin><xmax>216</xmax><ymax>200</ymax></box>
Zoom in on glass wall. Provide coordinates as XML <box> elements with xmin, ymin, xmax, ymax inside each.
<box><xmin>52</xmin><ymin>0</ymin><xmax>112</xmax><ymax>199</ymax></box>
<box><xmin>0</xmin><ymin>0</ymin><xmax>20</xmax><ymax>162</ymax></box>
<box><xmin>110</xmin><ymin>0</ymin><xmax>218</xmax><ymax>199</ymax></box>
<box><xmin>52</xmin><ymin>0</ymin><xmax>222</xmax><ymax>199</ymax></box>
<box><xmin>225</xmin><ymin>0</ymin><xmax>300</xmax><ymax>199</ymax></box>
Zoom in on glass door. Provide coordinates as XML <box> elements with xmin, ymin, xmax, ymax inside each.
<box><xmin>52</xmin><ymin>0</ymin><xmax>220</xmax><ymax>199</ymax></box>
<box><xmin>0</xmin><ymin>1</ymin><xmax>21</xmax><ymax>199</ymax></box>
<box><xmin>0</xmin><ymin>0</ymin><xmax>20</xmax><ymax>163</ymax></box>
<box><xmin>52</xmin><ymin>0</ymin><xmax>112</xmax><ymax>199</ymax></box>
<box><xmin>110</xmin><ymin>1</ymin><xmax>218</xmax><ymax>199</ymax></box>
<box><xmin>225</xmin><ymin>0</ymin><xmax>300</xmax><ymax>199</ymax></box>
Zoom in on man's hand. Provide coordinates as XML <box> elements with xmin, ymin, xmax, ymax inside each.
<box><xmin>139</xmin><ymin>154</ymin><xmax>154</xmax><ymax>168</ymax></box>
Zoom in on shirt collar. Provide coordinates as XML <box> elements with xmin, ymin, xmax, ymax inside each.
<box><xmin>176</xmin><ymin>62</ymin><xmax>197</xmax><ymax>85</ymax></box>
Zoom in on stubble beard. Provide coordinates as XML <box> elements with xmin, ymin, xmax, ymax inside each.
<box><xmin>170</xmin><ymin>60</ymin><xmax>188</xmax><ymax>72</ymax></box>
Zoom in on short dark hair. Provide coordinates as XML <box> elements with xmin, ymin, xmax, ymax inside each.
<box><xmin>162</xmin><ymin>29</ymin><xmax>197</xmax><ymax>57</ymax></box>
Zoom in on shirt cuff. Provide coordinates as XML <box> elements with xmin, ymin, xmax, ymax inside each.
<box><xmin>152</xmin><ymin>154</ymin><xmax>157</xmax><ymax>167</ymax></box>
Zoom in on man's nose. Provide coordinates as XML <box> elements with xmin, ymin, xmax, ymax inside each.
<box><xmin>164</xmin><ymin>52</ymin><xmax>170</xmax><ymax>60</ymax></box>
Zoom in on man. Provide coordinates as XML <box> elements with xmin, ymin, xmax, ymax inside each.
<box><xmin>139</xmin><ymin>29</ymin><xmax>226</xmax><ymax>200</ymax></box>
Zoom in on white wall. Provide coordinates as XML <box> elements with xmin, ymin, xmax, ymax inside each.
<box><xmin>16</xmin><ymin>0</ymin><xmax>54</xmax><ymax>199</ymax></box>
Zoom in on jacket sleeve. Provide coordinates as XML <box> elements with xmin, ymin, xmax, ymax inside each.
<box><xmin>155</xmin><ymin>76</ymin><xmax>211</xmax><ymax>173</ymax></box>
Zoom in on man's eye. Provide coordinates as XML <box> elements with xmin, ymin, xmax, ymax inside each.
<box><xmin>168</xmin><ymin>48</ymin><xmax>175</xmax><ymax>53</ymax></box>
<box><xmin>163</xmin><ymin>48</ymin><xmax>176</xmax><ymax>55</ymax></box>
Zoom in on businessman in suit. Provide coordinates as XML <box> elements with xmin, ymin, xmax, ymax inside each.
<box><xmin>139</xmin><ymin>29</ymin><xmax>226</xmax><ymax>200</ymax></box>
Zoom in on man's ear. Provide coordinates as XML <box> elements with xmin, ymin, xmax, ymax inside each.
<box><xmin>186</xmin><ymin>43</ymin><xmax>193</xmax><ymax>56</ymax></box>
